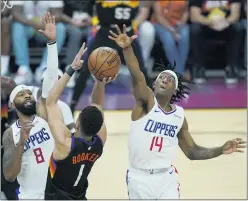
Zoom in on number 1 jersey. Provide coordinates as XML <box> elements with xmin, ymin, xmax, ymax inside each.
<box><xmin>128</xmin><ymin>97</ymin><xmax>184</xmax><ymax>170</ymax></box>
<box><xmin>11</xmin><ymin>115</ymin><xmax>54</xmax><ymax>199</ymax></box>
<box><xmin>45</xmin><ymin>135</ymin><xmax>103</xmax><ymax>200</ymax></box>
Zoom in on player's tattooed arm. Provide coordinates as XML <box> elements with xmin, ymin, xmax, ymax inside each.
<box><xmin>2</xmin><ymin>128</ymin><xmax>24</xmax><ymax>181</ymax></box>
<box><xmin>178</xmin><ymin>118</ymin><xmax>223</xmax><ymax>160</ymax></box>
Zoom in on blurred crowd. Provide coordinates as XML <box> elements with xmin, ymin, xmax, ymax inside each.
<box><xmin>1</xmin><ymin>0</ymin><xmax>247</xmax><ymax>87</ymax></box>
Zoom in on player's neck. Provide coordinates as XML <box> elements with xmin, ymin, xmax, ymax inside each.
<box><xmin>17</xmin><ymin>112</ymin><xmax>35</xmax><ymax>125</ymax></box>
<box><xmin>156</xmin><ymin>96</ymin><xmax>171</xmax><ymax>112</ymax></box>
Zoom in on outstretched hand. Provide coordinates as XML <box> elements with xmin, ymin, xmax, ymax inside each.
<box><xmin>221</xmin><ymin>138</ymin><xmax>246</xmax><ymax>154</ymax></box>
<box><xmin>108</xmin><ymin>24</ymin><xmax>137</xmax><ymax>49</ymax></box>
<box><xmin>71</xmin><ymin>42</ymin><xmax>87</xmax><ymax>70</ymax></box>
<box><xmin>38</xmin><ymin>12</ymin><xmax>56</xmax><ymax>42</ymax></box>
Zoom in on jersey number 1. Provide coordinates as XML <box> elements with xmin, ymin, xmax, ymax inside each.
<box><xmin>150</xmin><ymin>136</ymin><xmax>163</xmax><ymax>152</ymax></box>
<box><xmin>73</xmin><ymin>164</ymin><xmax>85</xmax><ymax>187</ymax></box>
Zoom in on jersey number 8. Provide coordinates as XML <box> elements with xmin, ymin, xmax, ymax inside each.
<box><xmin>33</xmin><ymin>147</ymin><xmax>45</xmax><ymax>164</ymax></box>
<box><xmin>114</xmin><ymin>7</ymin><xmax>131</xmax><ymax>20</ymax></box>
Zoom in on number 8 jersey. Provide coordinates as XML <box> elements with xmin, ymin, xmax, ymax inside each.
<box><xmin>128</xmin><ymin>97</ymin><xmax>184</xmax><ymax>170</ymax></box>
<box><xmin>45</xmin><ymin>135</ymin><xmax>103</xmax><ymax>200</ymax></box>
<box><xmin>11</xmin><ymin>115</ymin><xmax>54</xmax><ymax>199</ymax></box>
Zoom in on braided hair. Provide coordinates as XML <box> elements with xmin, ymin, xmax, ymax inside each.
<box><xmin>154</xmin><ymin>59</ymin><xmax>194</xmax><ymax>104</ymax></box>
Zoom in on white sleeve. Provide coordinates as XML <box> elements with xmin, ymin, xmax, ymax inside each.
<box><xmin>41</xmin><ymin>42</ymin><xmax>58</xmax><ymax>98</ymax></box>
<box><xmin>11</xmin><ymin>1</ymin><xmax>24</xmax><ymax>6</ymax></box>
<box><xmin>48</xmin><ymin>1</ymin><xmax>64</xmax><ymax>8</ymax></box>
<box><xmin>58</xmin><ymin>101</ymin><xmax>74</xmax><ymax>126</ymax></box>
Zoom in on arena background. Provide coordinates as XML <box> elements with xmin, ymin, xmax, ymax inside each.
<box><xmin>1</xmin><ymin>0</ymin><xmax>247</xmax><ymax>199</ymax></box>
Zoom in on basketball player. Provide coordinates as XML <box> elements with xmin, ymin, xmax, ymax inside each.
<box><xmin>1</xmin><ymin>12</ymin><xmax>61</xmax><ymax>199</ymax></box>
<box><xmin>1</xmin><ymin>76</ymin><xmax>19</xmax><ymax>200</ymax></box>
<box><xmin>70</xmin><ymin>0</ymin><xmax>152</xmax><ymax>114</ymax></box>
<box><xmin>45</xmin><ymin>43</ymin><xmax>113</xmax><ymax>199</ymax></box>
<box><xmin>109</xmin><ymin>25</ymin><xmax>247</xmax><ymax>199</ymax></box>
<box><xmin>26</xmin><ymin>69</ymin><xmax>75</xmax><ymax>133</ymax></box>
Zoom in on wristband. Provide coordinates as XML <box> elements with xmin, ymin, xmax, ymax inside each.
<box><xmin>47</xmin><ymin>40</ymin><xmax>56</xmax><ymax>45</ymax></box>
<box><xmin>65</xmin><ymin>66</ymin><xmax>75</xmax><ymax>77</ymax></box>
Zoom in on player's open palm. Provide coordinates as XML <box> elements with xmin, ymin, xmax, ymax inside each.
<box><xmin>71</xmin><ymin>42</ymin><xmax>87</xmax><ymax>70</ymax></box>
<box><xmin>221</xmin><ymin>138</ymin><xmax>247</xmax><ymax>154</ymax></box>
<box><xmin>108</xmin><ymin>24</ymin><xmax>137</xmax><ymax>49</ymax></box>
<box><xmin>38</xmin><ymin>12</ymin><xmax>56</xmax><ymax>42</ymax></box>
<box><xmin>20</xmin><ymin>121</ymin><xmax>34</xmax><ymax>144</ymax></box>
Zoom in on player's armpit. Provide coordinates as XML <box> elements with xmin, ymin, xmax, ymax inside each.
<box><xmin>178</xmin><ymin>118</ymin><xmax>222</xmax><ymax>160</ymax></box>
<box><xmin>2</xmin><ymin>128</ymin><xmax>24</xmax><ymax>181</ymax></box>
<box><xmin>36</xmin><ymin>98</ymin><xmax>48</xmax><ymax>121</ymax></box>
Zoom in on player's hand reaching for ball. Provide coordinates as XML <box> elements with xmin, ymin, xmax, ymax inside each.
<box><xmin>108</xmin><ymin>24</ymin><xmax>138</xmax><ymax>49</ymax></box>
<box><xmin>94</xmin><ymin>75</ymin><xmax>118</xmax><ymax>85</ymax></box>
<box><xmin>19</xmin><ymin>121</ymin><xmax>34</xmax><ymax>145</ymax></box>
<box><xmin>221</xmin><ymin>138</ymin><xmax>247</xmax><ymax>154</ymax></box>
<box><xmin>38</xmin><ymin>12</ymin><xmax>56</xmax><ymax>43</ymax></box>
<box><xmin>71</xmin><ymin>42</ymin><xmax>87</xmax><ymax>70</ymax></box>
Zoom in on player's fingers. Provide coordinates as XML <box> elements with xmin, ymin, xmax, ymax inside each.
<box><xmin>52</xmin><ymin>16</ymin><xmax>55</xmax><ymax>24</ymax></box>
<box><xmin>109</xmin><ymin>30</ymin><xmax>118</xmax><ymax>38</ymax></box>
<box><xmin>44</xmin><ymin>12</ymin><xmax>49</xmax><ymax>24</ymax></box>
<box><xmin>108</xmin><ymin>36</ymin><xmax>116</xmax><ymax>41</ymax></box>
<box><xmin>131</xmin><ymin>35</ymin><xmax>138</xmax><ymax>41</ymax></box>
<box><xmin>123</xmin><ymin>24</ymin><xmax>126</xmax><ymax>34</ymax></box>
<box><xmin>78</xmin><ymin>42</ymin><xmax>86</xmax><ymax>55</ymax></box>
<box><xmin>115</xmin><ymin>24</ymin><xmax>122</xmax><ymax>34</ymax></box>
<box><xmin>113</xmin><ymin>74</ymin><xmax>118</xmax><ymax>80</ymax></box>
<box><xmin>237</xmin><ymin>145</ymin><xmax>247</xmax><ymax>148</ymax></box>
<box><xmin>47</xmin><ymin>12</ymin><xmax>52</xmax><ymax>23</ymax></box>
<box><xmin>238</xmin><ymin>140</ymin><xmax>247</xmax><ymax>144</ymax></box>
<box><xmin>235</xmin><ymin>149</ymin><xmax>244</xmax><ymax>153</ymax></box>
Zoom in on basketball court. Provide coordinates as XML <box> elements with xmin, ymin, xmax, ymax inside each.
<box><xmin>75</xmin><ymin>109</ymin><xmax>247</xmax><ymax>199</ymax></box>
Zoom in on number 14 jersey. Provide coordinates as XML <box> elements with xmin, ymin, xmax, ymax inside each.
<box><xmin>11</xmin><ymin>115</ymin><xmax>54</xmax><ymax>199</ymax></box>
<box><xmin>128</xmin><ymin>97</ymin><xmax>184</xmax><ymax>170</ymax></box>
<box><xmin>45</xmin><ymin>135</ymin><xmax>103</xmax><ymax>200</ymax></box>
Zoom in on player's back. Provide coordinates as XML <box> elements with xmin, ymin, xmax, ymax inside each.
<box><xmin>11</xmin><ymin>115</ymin><xmax>54</xmax><ymax>199</ymax></box>
<box><xmin>128</xmin><ymin>97</ymin><xmax>184</xmax><ymax>170</ymax></box>
<box><xmin>45</xmin><ymin>135</ymin><xmax>103</xmax><ymax>200</ymax></box>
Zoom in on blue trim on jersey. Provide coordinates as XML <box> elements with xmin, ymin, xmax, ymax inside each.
<box><xmin>71</xmin><ymin>135</ymin><xmax>75</xmax><ymax>151</ymax></box>
<box><xmin>16</xmin><ymin>115</ymin><xmax>36</xmax><ymax>128</ymax></box>
<box><xmin>78</xmin><ymin>136</ymin><xmax>97</xmax><ymax>145</ymax></box>
<box><xmin>126</xmin><ymin>170</ymin><xmax>130</xmax><ymax>199</ymax></box>
<box><xmin>158</xmin><ymin>105</ymin><xmax>177</xmax><ymax>115</ymax></box>
<box><xmin>16</xmin><ymin>186</ymin><xmax>20</xmax><ymax>200</ymax></box>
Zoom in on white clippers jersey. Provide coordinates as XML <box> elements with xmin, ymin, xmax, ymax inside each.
<box><xmin>128</xmin><ymin>97</ymin><xmax>184</xmax><ymax>169</ymax></box>
<box><xmin>11</xmin><ymin>115</ymin><xmax>54</xmax><ymax>199</ymax></box>
<box><xmin>27</xmin><ymin>86</ymin><xmax>74</xmax><ymax>126</ymax></box>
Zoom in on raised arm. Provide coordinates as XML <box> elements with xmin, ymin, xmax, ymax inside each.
<box><xmin>90</xmin><ymin>77</ymin><xmax>115</xmax><ymax>145</ymax></box>
<box><xmin>178</xmin><ymin>118</ymin><xmax>246</xmax><ymax>160</ymax></box>
<box><xmin>46</xmin><ymin>43</ymin><xmax>87</xmax><ymax>147</ymax></box>
<box><xmin>2</xmin><ymin>123</ymin><xmax>33</xmax><ymax>181</ymax></box>
<box><xmin>108</xmin><ymin>25</ymin><xmax>154</xmax><ymax>105</ymax></box>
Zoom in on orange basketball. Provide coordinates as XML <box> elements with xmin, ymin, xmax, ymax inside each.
<box><xmin>88</xmin><ymin>47</ymin><xmax>121</xmax><ymax>80</ymax></box>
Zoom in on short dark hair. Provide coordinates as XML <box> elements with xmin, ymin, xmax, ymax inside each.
<box><xmin>154</xmin><ymin>59</ymin><xmax>194</xmax><ymax>104</ymax></box>
<box><xmin>79</xmin><ymin>105</ymin><xmax>103</xmax><ymax>136</ymax></box>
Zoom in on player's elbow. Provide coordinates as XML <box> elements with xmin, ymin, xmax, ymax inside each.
<box><xmin>3</xmin><ymin>170</ymin><xmax>17</xmax><ymax>182</ymax></box>
<box><xmin>46</xmin><ymin>96</ymin><xmax>56</xmax><ymax>107</ymax></box>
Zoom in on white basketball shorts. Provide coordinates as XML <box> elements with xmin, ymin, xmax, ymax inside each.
<box><xmin>126</xmin><ymin>165</ymin><xmax>180</xmax><ymax>199</ymax></box>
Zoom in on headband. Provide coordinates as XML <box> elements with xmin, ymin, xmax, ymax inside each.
<box><xmin>9</xmin><ymin>85</ymin><xmax>29</xmax><ymax>104</ymax></box>
<box><xmin>156</xmin><ymin>70</ymin><xmax>178</xmax><ymax>89</ymax></box>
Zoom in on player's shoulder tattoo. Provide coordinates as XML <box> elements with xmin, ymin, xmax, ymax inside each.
<box><xmin>2</xmin><ymin>127</ymin><xmax>15</xmax><ymax>163</ymax></box>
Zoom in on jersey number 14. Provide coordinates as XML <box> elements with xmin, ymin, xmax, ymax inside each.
<box><xmin>150</xmin><ymin>136</ymin><xmax>163</xmax><ymax>152</ymax></box>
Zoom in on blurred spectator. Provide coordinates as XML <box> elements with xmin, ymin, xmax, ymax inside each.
<box><xmin>1</xmin><ymin>1</ymin><xmax>11</xmax><ymax>76</ymax></box>
<box><xmin>63</xmin><ymin>0</ymin><xmax>92</xmax><ymax>87</ymax></box>
<box><xmin>11</xmin><ymin>1</ymin><xmax>66</xmax><ymax>84</ymax></box>
<box><xmin>70</xmin><ymin>0</ymin><xmax>152</xmax><ymax>114</ymax></box>
<box><xmin>135</xmin><ymin>1</ymin><xmax>155</xmax><ymax>70</ymax></box>
<box><xmin>190</xmin><ymin>0</ymin><xmax>242</xmax><ymax>84</ymax></box>
<box><xmin>153</xmin><ymin>0</ymin><xmax>189</xmax><ymax>76</ymax></box>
